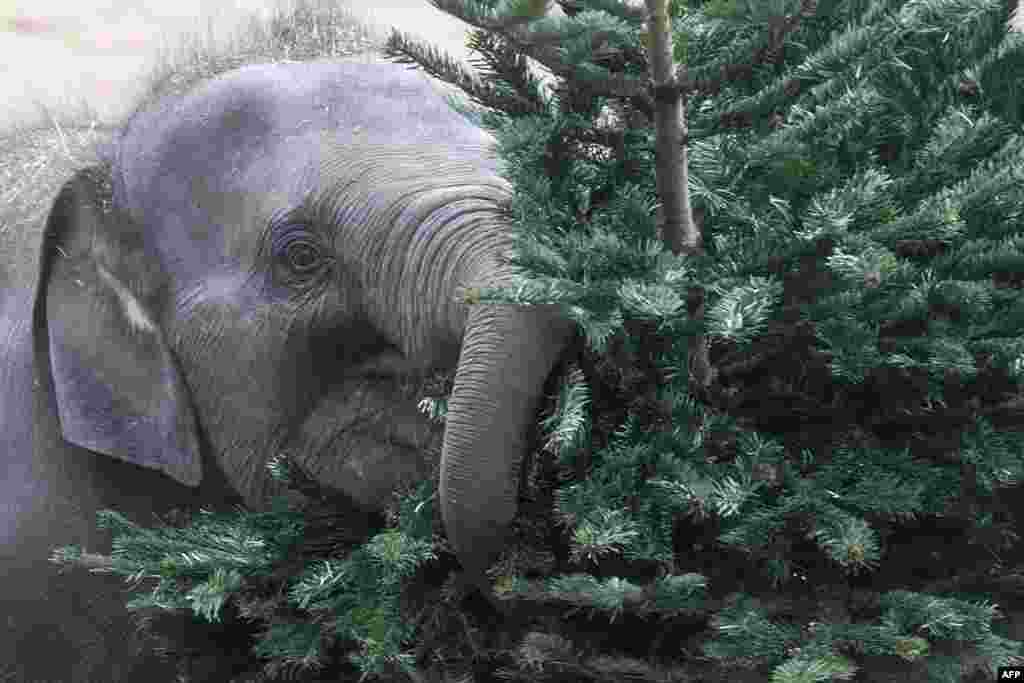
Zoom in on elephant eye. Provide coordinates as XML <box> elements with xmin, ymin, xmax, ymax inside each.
<box><xmin>283</xmin><ymin>239</ymin><xmax>322</xmax><ymax>274</ymax></box>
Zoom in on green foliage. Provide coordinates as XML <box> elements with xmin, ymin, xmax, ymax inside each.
<box><xmin>701</xmin><ymin>590</ymin><xmax>1023</xmax><ymax>681</ymax></box>
<box><xmin>390</xmin><ymin>0</ymin><xmax>1024</xmax><ymax>679</ymax></box>
<box><xmin>53</xmin><ymin>459</ymin><xmax>439</xmax><ymax>680</ymax></box>
<box><xmin>541</xmin><ymin>363</ymin><xmax>592</xmax><ymax>462</ymax></box>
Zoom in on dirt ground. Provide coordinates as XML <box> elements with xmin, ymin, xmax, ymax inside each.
<box><xmin>0</xmin><ymin>0</ymin><xmax>486</xmax><ymax>132</ymax></box>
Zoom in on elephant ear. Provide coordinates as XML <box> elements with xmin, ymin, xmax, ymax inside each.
<box><xmin>34</xmin><ymin>166</ymin><xmax>203</xmax><ymax>487</ymax></box>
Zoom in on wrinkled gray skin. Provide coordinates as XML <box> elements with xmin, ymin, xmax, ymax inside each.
<box><xmin>1</xmin><ymin>58</ymin><xmax>572</xmax><ymax>681</ymax></box>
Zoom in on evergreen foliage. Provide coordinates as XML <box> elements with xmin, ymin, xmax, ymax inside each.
<box><xmin>54</xmin><ymin>455</ymin><xmax>440</xmax><ymax>680</ymax></box>
<box><xmin>52</xmin><ymin>0</ymin><xmax>1024</xmax><ymax>681</ymax></box>
<box><xmin>383</xmin><ymin>0</ymin><xmax>1024</xmax><ymax>679</ymax></box>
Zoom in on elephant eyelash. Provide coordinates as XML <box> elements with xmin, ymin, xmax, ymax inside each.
<box><xmin>270</xmin><ymin>224</ymin><xmax>314</xmax><ymax>253</ymax></box>
<box><xmin>281</xmin><ymin>236</ymin><xmax>324</xmax><ymax>273</ymax></box>
<box><xmin>263</xmin><ymin>220</ymin><xmax>331</xmax><ymax>277</ymax></box>
<box><xmin>255</xmin><ymin>210</ymin><xmax>337</xmax><ymax>300</ymax></box>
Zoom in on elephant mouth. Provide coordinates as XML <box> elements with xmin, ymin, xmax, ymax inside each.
<box><xmin>275</xmin><ymin>371</ymin><xmax>443</xmax><ymax>511</ymax></box>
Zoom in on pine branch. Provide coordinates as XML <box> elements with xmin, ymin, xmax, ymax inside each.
<box><xmin>680</xmin><ymin>0</ymin><xmax>819</xmax><ymax>97</ymax></box>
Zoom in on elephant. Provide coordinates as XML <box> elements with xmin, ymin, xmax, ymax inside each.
<box><xmin>0</xmin><ymin>56</ymin><xmax>573</xmax><ymax>681</ymax></box>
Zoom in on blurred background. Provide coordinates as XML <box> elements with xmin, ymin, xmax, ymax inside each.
<box><xmin>0</xmin><ymin>0</ymin><xmax>483</xmax><ymax>131</ymax></box>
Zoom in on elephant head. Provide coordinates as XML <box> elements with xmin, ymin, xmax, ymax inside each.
<box><xmin>37</xmin><ymin>58</ymin><xmax>573</xmax><ymax>587</ymax></box>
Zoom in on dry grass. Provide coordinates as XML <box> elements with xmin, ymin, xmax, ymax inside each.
<box><xmin>0</xmin><ymin>0</ymin><xmax>389</xmax><ymax>258</ymax></box>
<box><xmin>0</xmin><ymin>118</ymin><xmax>114</xmax><ymax>286</ymax></box>
<box><xmin>133</xmin><ymin>0</ymin><xmax>387</xmax><ymax>118</ymax></box>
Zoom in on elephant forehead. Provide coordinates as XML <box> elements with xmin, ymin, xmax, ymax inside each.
<box><xmin>107</xmin><ymin>59</ymin><xmax>503</xmax><ymax>272</ymax></box>
<box><xmin>115</xmin><ymin>60</ymin><xmax>496</xmax><ymax>204</ymax></box>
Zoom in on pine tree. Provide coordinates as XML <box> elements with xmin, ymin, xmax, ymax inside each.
<box><xmin>56</xmin><ymin>1</ymin><xmax>1024</xmax><ymax>681</ymax></box>
<box><xmin>384</xmin><ymin>0</ymin><xmax>1024</xmax><ymax>680</ymax></box>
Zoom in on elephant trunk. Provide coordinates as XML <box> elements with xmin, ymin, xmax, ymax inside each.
<box><xmin>440</xmin><ymin>299</ymin><xmax>573</xmax><ymax>586</ymax></box>
<box><xmin>313</xmin><ymin>141</ymin><xmax>574</xmax><ymax>584</ymax></box>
